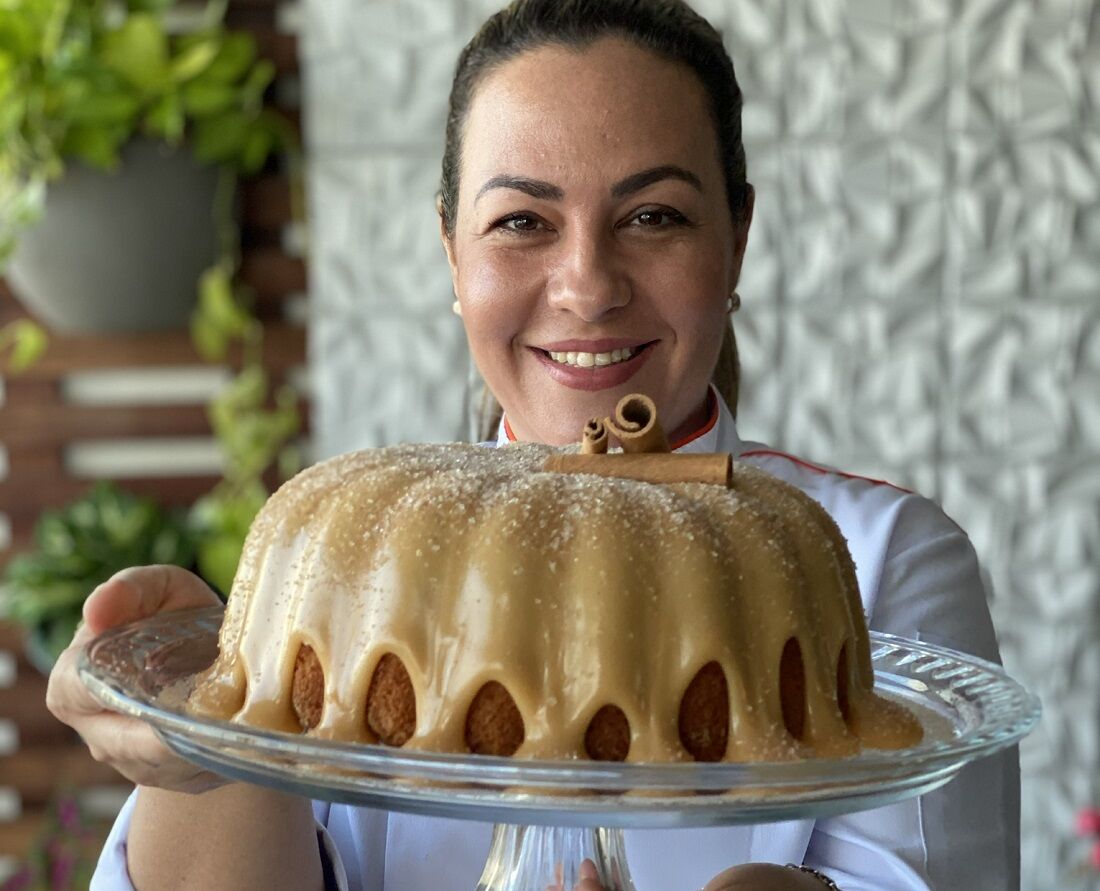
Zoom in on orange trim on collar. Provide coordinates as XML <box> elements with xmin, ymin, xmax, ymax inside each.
<box><xmin>503</xmin><ymin>391</ymin><xmax>719</xmax><ymax>449</ymax></box>
<box><xmin>669</xmin><ymin>389</ymin><xmax>719</xmax><ymax>451</ymax></box>
<box><xmin>738</xmin><ymin>448</ymin><xmax>913</xmax><ymax>494</ymax></box>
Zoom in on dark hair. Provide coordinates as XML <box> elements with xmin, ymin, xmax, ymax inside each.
<box><xmin>441</xmin><ymin>0</ymin><xmax>748</xmax><ymax>437</ymax></box>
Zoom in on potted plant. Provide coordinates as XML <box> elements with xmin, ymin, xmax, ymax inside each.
<box><xmin>0</xmin><ymin>482</ymin><xmax>196</xmax><ymax>671</ymax></box>
<box><xmin>0</xmin><ymin>0</ymin><xmax>295</xmax><ymax>332</ymax></box>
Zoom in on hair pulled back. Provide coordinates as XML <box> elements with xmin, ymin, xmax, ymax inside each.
<box><xmin>441</xmin><ymin>0</ymin><xmax>749</xmax><ymax>437</ymax></box>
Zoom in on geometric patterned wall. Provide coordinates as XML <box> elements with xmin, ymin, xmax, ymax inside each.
<box><xmin>301</xmin><ymin>2</ymin><xmax>1100</xmax><ymax>887</ymax></box>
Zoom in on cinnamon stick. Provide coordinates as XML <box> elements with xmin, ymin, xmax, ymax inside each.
<box><xmin>605</xmin><ymin>393</ymin><xmax>669</xmax><ymax>454</ymax></box>
<box><xmin>543</xmin><ymin>453</ymin><xmax>732</xmax><ymax>487</ymax></box>
<box><xmin>580</xmin><ymin>417</ymin><xmax>608</xmax><ymax>454</ymax></box>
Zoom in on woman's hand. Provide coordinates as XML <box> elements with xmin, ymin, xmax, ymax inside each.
<box><xmin>554</xmin><ymin>861</ymin><xmax>829</xmax><ymax>891</ymax></box>
<box><xmin>46</xmin><ymin>565</ymin><xmax>226</xmax><ymax>793</ymax></box>
<box><xmin>546</xmin><ymin>859</ymin><xmax>608</xmax><ymax>890</ymax></box>
<box><xmin>703</xmin><ymin>863</ymin><xmax>834</xmax><ymax>890</ymax></box>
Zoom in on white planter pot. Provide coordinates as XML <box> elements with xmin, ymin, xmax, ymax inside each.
<box><xmin>6</xmin><ymin>139</ymin><xmax>222</xmax><ymax>333</ymax></box>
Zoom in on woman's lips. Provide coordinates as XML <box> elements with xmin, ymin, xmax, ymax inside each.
<box><xmin>530</xmin><ymin>342</ymin><xmax>656</xmax><ymax>391</ymax></box>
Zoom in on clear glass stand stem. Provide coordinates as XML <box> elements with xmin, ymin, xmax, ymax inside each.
<box><xmin>476</xmin><ymin>823</ymin><xmax>636</xmax><ymax>890</ymax></box>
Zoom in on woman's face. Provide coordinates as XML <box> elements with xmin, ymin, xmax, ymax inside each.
<box><xmin>443</xmin><ymin>37</ymin><xmax>753</xmax><ymax>445</ymax></box>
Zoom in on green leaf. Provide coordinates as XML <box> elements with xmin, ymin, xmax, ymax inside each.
<box><xmin>196</xmin><ymin>262</ymin><xmax>251</xmax><ymax>339</ymax></box>
<box><xmin>169</xmin><ymin>36</ymin><xmax>219</xmax><ymax>83</ymax></box>
<box><xmin>200</xmin><ymin>32</ymin><xmax>256</xmax><ymax>85</ymax></box>
<box><xmin>238</xmin><ymin>59</ymin><xmax>275</xmax><ymax>107</ymax></box>
<box><xmin>64</xmin><ymin>88</ymin><xmax>142</xmax><ymax>125</ymax></box>
<box><xmin>59</xmin><ymin>122</ymin><xmax>129</xmax><ymax>169</ymax></box>
<box><xmin>190</xmin><ymin>109</ymin><xmax>250</xmax><ymax>165</ymax></box>
<box><xmin>180</xmin><ymin>79</ymin><xmax>237</xmax><ymax>117</ymax></box>
<box><xmin>196</xmin><ymin>532</ymin><xmax>243</xmax><ymax>596</ymax></box>
<box><xmin>99</xmin><ymin>13</ymin><xmax>169</xmax><ymax>91</ymax></box>
<box><xmin>239</xmin><ymin>123</ymin><xmax>274</xmax><ymax>175</ymax></box>
<box><xmin>0</xmin><ymin>320</ymin><xmax>48</xmax><ymax>373</ymax></box>
<box><xmin>190</xmin><ymin>306</ymin><xmax>228</xmax><ymax>362</ymax></box>
<box><xmin>143</xmin><ymin>90</ymin><xmax>184</xmax><ymax>140</ymax></box>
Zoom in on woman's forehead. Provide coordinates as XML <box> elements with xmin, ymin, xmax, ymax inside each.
<box><xmin>461</xmin><ymin>38</ymin><xmax>720</xmax><ymax>185</ymax></box>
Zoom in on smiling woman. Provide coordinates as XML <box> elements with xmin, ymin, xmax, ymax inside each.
<box><xmin>48</xmin><ymin>2</ymin><xmax>1019</xmax><ymax>890</ymax></box>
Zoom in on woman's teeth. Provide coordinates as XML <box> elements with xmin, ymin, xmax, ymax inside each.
<box><xmin>547</xmin><ymin>347</ymin><xmax>636</xmax><ymax>368</ymax></box>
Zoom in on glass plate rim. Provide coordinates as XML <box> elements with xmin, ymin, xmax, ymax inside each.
<box><xmin>77</xmin><ymin>606</ymin><xmax>1041</xmax><ymax>792</ymax></box>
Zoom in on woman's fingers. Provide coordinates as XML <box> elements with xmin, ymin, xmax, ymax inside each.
<box><xmin>78</xmin><ymin>713</ymin><xmax>223</xmax><ymax>791</ymax></box>
<box><xmin>45</xmin><ymin>566</ymin><xmax>227</xmax><ymax>794</ymax></box>
<box><xmin>82</xmin><ymin>565</ymin><xmax>222</xmax><ymax>635</ymax></box>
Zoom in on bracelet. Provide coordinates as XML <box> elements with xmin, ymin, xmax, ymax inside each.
<box><xmin>785</xmin><ymin>863</ymin><xmax>842</xmax><ymax>890</ymax></box>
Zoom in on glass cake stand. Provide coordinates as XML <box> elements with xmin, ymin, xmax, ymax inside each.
<box><xmin>79</xmin><ymin>607</ymin><xmax>1040</xmax><ymax>890</ymax></box>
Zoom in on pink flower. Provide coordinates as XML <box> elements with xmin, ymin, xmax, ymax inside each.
<box><xmin>57</xmin><ymin>797</ymin><xmax>80</xmax><ymax>833</ymax></box>
<box><xmin>1077</xmin><ymin>808</ymin><xmax>1100</xmax><ymax>838</ymax></box>
<box><xmin>1091</xmin><ymin>841</ymin><xmax>1100</xmax><ymax>871</ymax></box>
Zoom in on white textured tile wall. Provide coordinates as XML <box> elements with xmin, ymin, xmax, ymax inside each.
<box><xmin>302</xmin><ymin>1</ymin><xmax>1100</xmax><ymax>885</ymax></box>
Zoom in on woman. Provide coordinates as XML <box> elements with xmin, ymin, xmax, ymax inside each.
<box><xmin>47</xmin><ymin>1</ymin><xmax>1018</xmax><ymax>889</ymax></box>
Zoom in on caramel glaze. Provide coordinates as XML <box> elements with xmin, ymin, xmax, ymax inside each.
<box><xmin>188</xmin><ymin>442</ymin><xmax>922</xmax><ymax>761</ymax></box>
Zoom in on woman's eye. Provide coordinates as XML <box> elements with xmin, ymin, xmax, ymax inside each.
<box><xmin>496</xmin><ymin>215</ymin><xmax>541</xmax><ymax>233</ymax></box>
<box><xmin>631</xmin><ymin>209</ymin><xmax>688</xmax><ymax>228</ymax></box>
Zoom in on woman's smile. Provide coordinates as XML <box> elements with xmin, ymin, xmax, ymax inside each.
<box><xmin>528</xmin><ymin>339</ymin><xmax>659</xmax><ymax>391</ymax></box>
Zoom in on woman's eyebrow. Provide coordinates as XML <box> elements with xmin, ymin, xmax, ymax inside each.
<box><xmin>475</xmin><ymin>175</ymin><xmax>564</xmax><ymax>203</ymax></box>
<box><xmin>474</xmin><ymin>165</ymin><xmax>702</xmax><ymax>204</ymax></box>
<box><xmin>610</xmin><ymin>165</ymin><xmax>703</xmax><ymax>197</ymax></box>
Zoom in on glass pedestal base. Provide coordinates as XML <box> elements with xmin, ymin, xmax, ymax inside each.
<box><xmin>478</xmin><ymin>824</ymin><xmax>634</xmax><ymax>891</ymax></box>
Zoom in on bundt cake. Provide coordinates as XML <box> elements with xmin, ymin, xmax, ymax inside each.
<box><xmin>188</xmin><ymin>396</ymin><xmax>921</xmax><ymax>762</ymax></box>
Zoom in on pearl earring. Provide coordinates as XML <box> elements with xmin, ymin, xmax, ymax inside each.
<box><xmin>727</xmin><ymin>291</ymin><xmax>741</xmax><ymax>314</ymax></box>
<box><xmin>452</xmin><ymin>300</ymin><xmax>462</xmax><ymax>316</ymax></box>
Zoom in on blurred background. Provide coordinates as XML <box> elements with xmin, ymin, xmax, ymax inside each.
<box><xmin>1</xmin><ymin>0</ymin><xmax>1097</xmax><ymax>888</ymax></box>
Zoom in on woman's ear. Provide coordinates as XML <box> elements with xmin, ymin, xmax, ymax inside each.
<box><xmin>729</xmin><ymin>183</ymin><xmax>755</xmax><ymax>286</ymax></box>
<box><xmin>437</xmin><ymin>193</ymin><xmax>459</xmax><ymax>281</ymax></box>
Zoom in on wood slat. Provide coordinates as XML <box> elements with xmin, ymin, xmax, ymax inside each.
<box><xmin>0</xmin><ymin>813</ymin><xmax>46</xmax><ymax>858</ymax></box>
<box><xmin>0</xmin><ymin>527</ymin><xmax>35</xmax><ymax>560</ymax></box>
<box><xmin>0</xmin><ymin>747</ymin><xmax>124</xmax><ymax>807</ymax></box>
<box><xmin>0</xmin><ymin>476</ymin><xmax>223</xmax><ymax>523</ymax></box>
<box><xmin>0</xmin><ymin>669</ymin><xmax>80</xmax><ymax>749</ymax></box>
<box><xmin>3</xmin><ymin>449</ymin><xmax>65</xmax><ymax>477</ymax></box>
<box><xmin>9</xmin><ymin>324</ymin><xmax>305</xmax><ymax>380</ymax></box>
<box><xmin>241</xmin><ymin>176</ymin><xmax>293</xmax><ymax>231</ymax></box>
<box><xmin>0</xmin><ymin>380</ymin><xmax>62</xmax><ymax>409</ymax></box>
<box><xmin>0</xmin><ymin>809</ymin><xmax>119</xmax><ymax>859</ymax></box>
<box><xmin>239</xmin><ymin>248</ymin><xmax>307</xmax><ymax>301</ymax></box>
<box><xmin>0</xmin><ymin>406</ymin><xmax>211</xmax><ymax>449</ymax></box>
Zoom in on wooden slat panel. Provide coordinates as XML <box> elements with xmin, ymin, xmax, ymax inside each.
<box><xmin>239</xmin><ymin>248</ymin><xmax>307</xmax><ymax>300</ymax></box>
<box><xmin>241</xmin><ymin>175</ymin><xmax>293</xmax><ymax>230</ymax></box>
<box><xmin>4</xmin><ymin>450</ymin><xmax>65</xmax><ymax>477</ymax></box>
<box><xmin>10</xmin><ymin>324</ymin><xmax>305</xmax><ymax>379</ymax></box>
<box><xmin>0</xmin><ymin>476</ymin><xmax>223</xmax><ymax>522</ymax></box>
<box><xmin>1</xmin><ymin>380</ymin><xmax>62</xmax><ymax>408</ymax></box>
<box><xmin>0</xmin><ymin>669</ymin><xmax>79</xmax><ymax>749</ymax></box>
<box><xmin>0</xmin><ymin>814</ymin><xmax>46</xmax><ymax>858</ymax></box>
<box><xmin>0</xmin><ymin>751</ymin><xmax>124</xmax><ymax>811</ymax></box>
<box><xmin>1</xmin><ymin>526</ymin><xmax>35</xmax><ymax>559</ymax></box>
<box><xmin>0</xmin><ymin>406</ymin><xmax>212</xmax><ymax>449</ymax></box>
<box><xmin>0</xmin><ymin>809</ymin><xmax>119</xmax><ymax>858</ymax></box>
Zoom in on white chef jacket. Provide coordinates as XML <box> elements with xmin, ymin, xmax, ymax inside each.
<box><xmin>92</xmin><ymin>390</ymin><xmax>1020</xmax><ymax>890</ymax></box>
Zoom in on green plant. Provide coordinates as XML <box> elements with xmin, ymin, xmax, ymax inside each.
<box><xmin>0</xmin><ymin>482</ymin><xmax>195</xmax><ymax>662</ymax></box>
<box><xmin>187</xmin><ymin>261</ymin><xmax>301</xmax><ymax>596</ymax></box>
<box><xmin>0</xmin><ymin>0</ymin><xmax>294</xmax><ymax>266</ymax></box>
<box><xmin>0</xmin><ymin>318</ymin><xmax>48</xmax><ymax>371</ymax></box>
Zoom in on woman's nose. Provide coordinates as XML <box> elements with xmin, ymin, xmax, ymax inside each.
<box><xmin>546</xmin><ymin>231</ymin><xmax>631</xmax><ymax>322</ymax></box>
